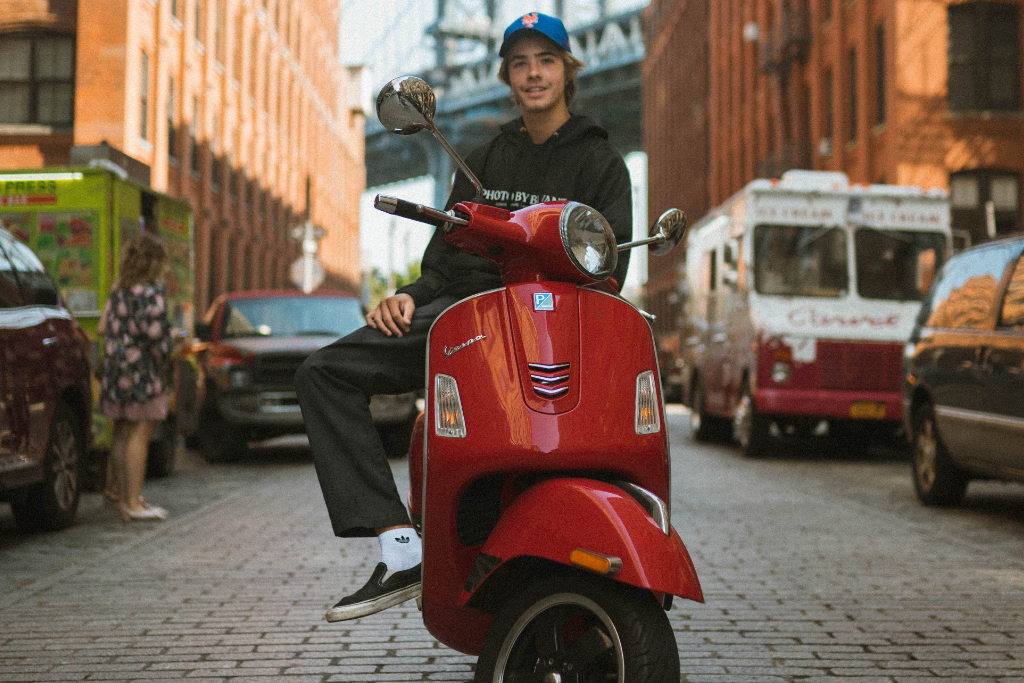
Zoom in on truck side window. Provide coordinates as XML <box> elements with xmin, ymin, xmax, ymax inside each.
<box><xmin>706</xmin><ymin>249</ymin><xmax>717</xmax><ymax>292</ymax></box>
<box><xmin>998</xmin><ymin>254</ymin><xmax>1024</xmax><ymax>330</ymax></box>
<box><xmin>926</xmin><ymin>244</ymin><xmax>1017</xmax><ymax>330</ymax></box>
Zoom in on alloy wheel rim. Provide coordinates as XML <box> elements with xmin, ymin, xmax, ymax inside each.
<box><xmin>494</xmin><ymin>592</ymin><xmax>625</xmax><ymax>683</ymax></box>
<box><xmin>915</xmin><ymin>417</ymin><xmax>937</xmax><ymax>490</ymax></box>
<box><xmin>50</xmin><ymin>418</ymin><xmax>78</xmax><ymax>510</ymax></box>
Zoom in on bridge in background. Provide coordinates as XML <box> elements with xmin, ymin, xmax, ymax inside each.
<box><xmin>364</xmin><ymin>4</ymin><xmax>646</xmax><ymax>207</ymax></box>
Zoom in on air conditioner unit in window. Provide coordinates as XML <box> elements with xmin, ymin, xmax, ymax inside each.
<box><xmin>818</xmin><ymin>138</ymin><xmax>833</xmax><ymax>158</ymax></box>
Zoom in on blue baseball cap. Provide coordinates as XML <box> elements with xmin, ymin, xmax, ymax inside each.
<box><xmin>499</xmin><ymin>12</ymin><xmax>571</xmax><ymax>57</ymax></box>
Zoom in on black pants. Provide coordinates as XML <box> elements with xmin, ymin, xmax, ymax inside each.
<box><xmin>295</xmin><ymin>296</ymin><xmax>458</xmax><ymax>538</ymax></box>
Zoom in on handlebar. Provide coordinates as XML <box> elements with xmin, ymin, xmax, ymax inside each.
<box><xmin>374</xmin><ymin>195</ymin><xmax>470</xmax><ymax>230</ymax></box>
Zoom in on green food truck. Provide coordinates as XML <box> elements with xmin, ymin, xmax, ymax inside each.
<box><xmin>0</xmin><ymin>166</ymin><xmax>198</xmax><ymax>478</ymax></box>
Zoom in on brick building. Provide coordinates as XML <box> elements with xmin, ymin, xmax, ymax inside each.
<box><xmin>0</xmin><ymin>0</ymin><xmax>364</xmax><ymax>312</ymax></box>
<box><xmin>642</xmin><ymin>0</ymin><xmax>711</xmax><ymax>380</ymax></box>
<box><xmin>643</xmin><ymin>0</ymin><xmax>1024</xmax><ymax>364</ymax></box>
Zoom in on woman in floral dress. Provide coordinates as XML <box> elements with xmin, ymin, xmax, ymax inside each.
<box><xmin>97</xmin><ymin>234</ymin><xmax>172</xmax><ymax>521</ymax></box>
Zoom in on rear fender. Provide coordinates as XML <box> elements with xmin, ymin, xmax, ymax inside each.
<box><xmin>459</xmin><ymin>478</ymin><xmax>704</xmax><ymax>607</ymax></box>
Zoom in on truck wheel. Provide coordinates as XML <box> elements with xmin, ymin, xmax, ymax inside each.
<box><xmin>146</xmin><ymin>415</ymin><xmax>177</xmax><ymax>478</ymax></box>
<box><xmin>733</xmin><ymin>382</ymin><xmax>769</xmax><ymax>457</ymax></box>
<box><xmin>475</xmin><ymin>571</ymin><xmax>679</xmax><ymax>683</ymax></box>
<box><xmin>690</xmin><ymin>378</ymin><xmax>726</xmax><ymax>442</ymax></box>
<box><xmin>911</xmin><ymin>403</ymin><xmax>968</xmax><ymax>506</ymax></box>
<box><xmin>198</xmin><ymin>413</ymin><xmax>248</xmax><ymax>462</ymax></box>
<box><xmin>11</xmin><ymin>402</ymin><xmax>83</xmax><ymax>531</ymax></box>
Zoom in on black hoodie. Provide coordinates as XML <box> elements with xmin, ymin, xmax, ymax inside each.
<box><xmin>396</xmin><ymin>113</ymin><xmax>633</xmax><ymax>307</ymax></box>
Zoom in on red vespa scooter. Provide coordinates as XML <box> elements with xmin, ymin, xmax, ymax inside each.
<box><xmin>375</xmin><ymin>76</ymin><xmax>703</xmax><ymax>683</ymax></box>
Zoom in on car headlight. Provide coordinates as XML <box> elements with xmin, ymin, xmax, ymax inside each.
<box><xmin>559</xmin><ymin>202</ymin><xmax>617</xmax><ymax>281</ymax></box>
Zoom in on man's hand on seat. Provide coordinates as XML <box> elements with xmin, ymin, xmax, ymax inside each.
<box><xmin>367</xmin><ymin>293</ymin><xmax>415</xmax><ymax>338</ymax></box>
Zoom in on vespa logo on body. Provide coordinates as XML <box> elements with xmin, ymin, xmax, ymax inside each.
<box><xmin>444</xmin><ymin>334</ymin><xmax>486</xmax><ymax>358</ymax></box>
<box><xmin>787</xmin><ymin>306</ymin><xmax>899</xmax><ymax>328</ymax></box>
<box><xmin>533</xmin><ymin>292</ymin><xmax>554</xmax><ymax>311</ymax></box>
<box><xmin>521</xmin><ymin>12</ymin><xmax>539</xmax><ymax>27</ymax></box>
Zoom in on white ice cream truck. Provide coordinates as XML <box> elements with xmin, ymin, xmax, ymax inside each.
<box><xmin>682</xmin><ymin>170</ymin><xmax>951</xmax><ymax>455</ymax></box>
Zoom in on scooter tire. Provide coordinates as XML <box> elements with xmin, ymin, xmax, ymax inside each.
<box><xmin>474</xmin><ymin>569</ymin><xmax>679</xmax><ymax>683</ymax></box>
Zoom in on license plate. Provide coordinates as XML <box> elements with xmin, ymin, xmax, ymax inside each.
<box><xmin>850</xmin><ymin>401</ymin><xmax>885</xmax><ymax>419</ymax></box>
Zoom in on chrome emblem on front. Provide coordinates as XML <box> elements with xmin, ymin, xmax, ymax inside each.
<box><xmin>444</xmin><ymin>334</ymin><xmax>486</xmax><ymax>357</ymax></box>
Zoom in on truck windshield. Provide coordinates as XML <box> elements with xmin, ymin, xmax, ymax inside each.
<box><xmin>753</xmin><ymin>225</ymin><xmax>849</xmax><ymax>297</ymax></box>
<box><xmin>221</xmin><ymin>296</ymin><xmax>364</xmax><ymax>338</ymax></box>
<box><xmin>855</xmin><ymin>228</ymin><xmax>947</xmax><ymax>301</ymax></box>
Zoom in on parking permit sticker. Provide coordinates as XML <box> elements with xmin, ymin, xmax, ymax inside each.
<box><xmin>533</xmin><ymin>292</ymin><xmax>554</xmax><ymax>311</ymax></box>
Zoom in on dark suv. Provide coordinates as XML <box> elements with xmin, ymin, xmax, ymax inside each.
<box><xmin>0</xmin><ymin>227</ymin><xmax>92</xmax><ymax>530</ymax></box>
<box><xmin>904</xmin><ymin>234</ymin><xmax>1024</xmax><ymax>506</ymax></box>
<box><xmin>192</xmin><ymin>290</ymin><xmax>418</xmax><ymax>461</ymax></box>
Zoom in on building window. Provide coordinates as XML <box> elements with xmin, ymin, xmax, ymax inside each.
<box><xmin>214</xmin><ymin>0</ymin><xmax>223</xmax><ymax>63</ymax></box>
<box><xmin>821</xmin><ymin>66</ymin><xmax>833</xmax><ymax>155</ymax></box>
<box><xmin>210</xmin><ymin>131</ymin><xmax>220</xmax><ymax>191</ymax></box>
<box><xmin>167</xmin><ymin>76</ymin><xmax>177</xmax><ymax>159</ymax></box>
<box><xmin>875</xmin><ymin>23</ymin><xmax>886</xmax><ymax>125</ymax></box>
<box><xmin>194</xmin><ymin>0</ymin><xmax>204</xmax><ymax>45</ymax></box>
<box><xmin>847</xmin><ymin>47</ymin><xmax>857</xmax><ymax>141</ymax></box>
<box><xmin>950</xmin><ymin>169</ymin><xmax>1022</xmax><ymax>243</ymax></box>
<box><xmin>948</xmin><ymin>2</ymin><xmax>1022</xmax><ymax>112</ymax></box>
<box><xmin>139</xmin><ymin>50</ymin><xmax>149</xmax><ymax>140</ymax></box>
<box><xmin>822</xmin><ymin>0</ymin><xmax>832</xmax><ymax>24</ymax></box>
<box><xmin>0</xmin><ymin>34</ymin><xmax>75</xmax><ymax>126</ymax></box>
<box><xmin>171</xmin><ymin>0</ymin><xmax>179</xmax><ymax>19</ymax></box>
<box><xmin>190</xmin><ymin>96</ymin><xmax>200</xmax><ymax>175</ymax></box>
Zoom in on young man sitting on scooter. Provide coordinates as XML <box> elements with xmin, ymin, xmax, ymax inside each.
<box><xmin>295</xmin><ymin>11</ymin><xmax>634</xmax><ymax>622</ymax></box>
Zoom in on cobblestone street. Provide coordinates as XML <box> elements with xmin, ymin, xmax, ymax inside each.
<box><xmin>2</xmin><ymin>407</ymin><xmax>1024</xmax><ymax>682</ymax></box>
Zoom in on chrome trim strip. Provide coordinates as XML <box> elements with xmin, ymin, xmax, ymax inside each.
<box><xmin>935</xmin><ymin>405</ymin><xmax>1024</xmax><ymax>434</ymax></box>
<box><xmin>534</xmin><ymin>385</ymin><xmax>569</xmax><ymax>397</ymax></box>
<box><xmin>528</xmin><ymin>362</ymin><xmax>571</xmax><ymax>372</ymax></box>
<box><xmin>530</xmin><ymin>374</ymin><xmax>570</xmax><ymax>385</ymax></box>
<box><xmin>615</xmin><ymin>481</ymin><xmax>671</xmax><ymax>536</ymax></box>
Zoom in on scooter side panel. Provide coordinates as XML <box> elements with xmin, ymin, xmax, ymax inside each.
<box><xmin>422</xmin><ymin>287</ymin><xmax>676</xmax><ymax>654</ymax></box>
<box><xmin>465</xmin><ymin>478</ymin><xmax>704</xmax><ymax>604</ymax></box>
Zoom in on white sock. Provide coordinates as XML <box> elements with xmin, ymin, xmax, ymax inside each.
<box><xmin>378</xmin><ymin>527</ymin><xmax>421</xmax><ymax>572</ymax></box>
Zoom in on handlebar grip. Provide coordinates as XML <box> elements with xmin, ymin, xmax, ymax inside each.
<box><xmin>374</xmin><ymin>195</ymin><xmax>447</xmax><ymax>228</ymax></box>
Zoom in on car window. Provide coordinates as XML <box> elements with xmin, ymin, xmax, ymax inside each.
<box><xmin>0</xmin><ymin>233</ymin><xmax>25</xmax><ymax>308</ymax></box>
<box><xmin>998</xmin><ymin>253</ymin><xmax>1024</xmax><ymax>330</ymax></box>
<box><xmin>925</xmin><ymin>243</ymin><xmax>1018</xmax><ymax>330</ymax></box>
<box><xmin>219</xmin><ymin>296</ymin><xmax>365</xmax><ymax>339</ymax></box>
<box><xmin>1</xmin><ymin>236</ymin><xmax>60</xmax><ymax>306</ymax></box>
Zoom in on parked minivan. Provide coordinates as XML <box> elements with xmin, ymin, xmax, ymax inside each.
<box><xmin>904</xmin><ymin>234</ymin><xmax>1024</xmax><ymax>506</ymax></box>
<box><xmin>681</xmin><ymin>170</ymin><xmax>951</xmax><ymax>455</ymax></box>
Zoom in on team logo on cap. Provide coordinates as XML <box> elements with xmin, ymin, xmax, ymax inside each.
<box><xmin>521</xmin><ymin>13</ymin><xmax>539</xmax><ymax>28</ymax></box>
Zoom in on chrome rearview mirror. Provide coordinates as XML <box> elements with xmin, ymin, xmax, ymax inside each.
<box><xmin>376</xmin><ymin>76</ymin><xmax>483</xmax><ymax>201</ymax></box>
<box><xmin>616</xmin><ymin>208</ymin><xmax>687</xmax><ymax>255</ymax></box>
<box><xmin>376</xmin><ymin>76</ymin><xmax>436</xmax><ymax>135</ymax></box>
<box><xmin>649</xmin><ymin>208</ymin><xmax>686</xmax><ymax>256</ymax></box>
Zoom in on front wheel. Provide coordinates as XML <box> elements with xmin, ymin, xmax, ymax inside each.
<box><xmin>911</xmin><ymin>402</ymin><xmax>968</xmax><ymax>506</ymax></box>
<box><xmin>10</xmin><ymin>401</ymin><xmax>83</xmax><ymax>531</ymax></box>
<box><xmin>733</xmin><ymin>382</ymin><xmax>770</xmax><ymax>457</ymax></box>
<box><xmin>475</xmin><ymin>571</ymin><xmax>679</xmax><ymax>683</ymax></box>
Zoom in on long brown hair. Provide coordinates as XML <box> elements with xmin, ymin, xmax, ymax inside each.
<box><xmin>117</xmin><ymin>233</ymin><xmax>167</xmax><ymax>288</ymax></box>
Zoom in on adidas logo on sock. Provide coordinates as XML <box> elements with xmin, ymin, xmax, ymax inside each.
<box><xmin>396</xmin><ymin>535</ymin><xmax>410</xmax><ymax>543</ymax></box>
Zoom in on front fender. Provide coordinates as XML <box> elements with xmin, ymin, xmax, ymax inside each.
<box><xmin>461</xmin><ymin>478</ymin><xmax>704</xmax><ymax>605</ymax></box>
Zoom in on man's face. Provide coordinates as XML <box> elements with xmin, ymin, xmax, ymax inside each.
<box><xmin>506</xmin><ymin>35</ymin><xmax>567</xmax><ymax>114</ymax></box>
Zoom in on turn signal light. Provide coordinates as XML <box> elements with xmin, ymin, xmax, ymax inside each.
<box><xmin>434</xmin><ymin>373</ymin><xmax>466</xmax><ymax>438</ymax></box>
<box><xmin>635</xmin><ymin>370</ymin><xmax>660</xmax><ymax>434</ymax></box>
<box><xmin>570</xmin><ymin>549</ymin><xmax>623</xmax><ymax>576</ymax></box>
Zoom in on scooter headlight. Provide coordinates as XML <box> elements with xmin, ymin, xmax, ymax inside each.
<box><xmin>559</xmin><ymin>202</ymin><xmax>617</xmax><ymax>281</ymax></box>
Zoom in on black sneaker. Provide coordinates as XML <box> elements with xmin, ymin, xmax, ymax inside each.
<box><xmin>325</xmin><ymin>562</ymin><xmax>422</xmax><ymax>622</ymax></box>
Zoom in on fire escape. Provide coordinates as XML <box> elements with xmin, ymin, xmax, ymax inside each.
<box><xmin>756</xmin><ymin>0</ymin><xmax>812</xmax><ymax>178</ymax></box>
